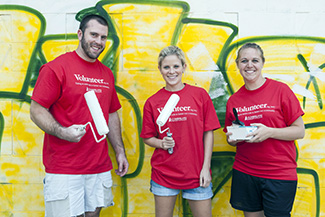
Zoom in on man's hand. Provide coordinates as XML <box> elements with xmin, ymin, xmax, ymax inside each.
<box><xmin>60</xmin><ymin>124</ymin><xmax>86</xmax><ymax>143</ymax></box>
<box><xmin>115</xmin><ymin>152</ymin><xmax>129</xmax><ymax>177</ymax></box>
<box><xmin>30</xmin><ymin>100</ymin><xmax>86</xmax><ymax>142</ymax></box>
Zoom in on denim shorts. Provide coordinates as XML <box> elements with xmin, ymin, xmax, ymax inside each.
<box><xmin>150</xmin><ymin>180</ymin><xmax>213</xmax><ymax>201</ymax></box>
<box><xmin>230</xmin><ymin>169</ymin><xmax>297</xmax><ymax>217</ymax></box>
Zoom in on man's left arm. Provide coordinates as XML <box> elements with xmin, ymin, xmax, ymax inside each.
<box><xmin>107</xmin><ymin>111</ymin><xmax>129</xmax><ymax>177</ymax></box>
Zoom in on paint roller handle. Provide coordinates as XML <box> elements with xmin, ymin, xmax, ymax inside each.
<box><xmin>166</xmin><ymin>131</ymin><xmax>173</xmax><ymax>154</ymax></box>
<box><xmin>78</xmin><ymin>125</ymin><xmax>86</xmax><ymax>131</ymax></box>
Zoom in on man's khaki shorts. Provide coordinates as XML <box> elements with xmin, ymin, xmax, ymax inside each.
<box><xmin>44</xmin><ymin>171</ymin><xmax>114</xmax><ymax>217</ymax></box>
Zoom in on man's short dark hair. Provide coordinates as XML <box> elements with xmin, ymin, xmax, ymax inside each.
<box><xmin>79</xmin><ymin>14</ymin><xmax>108</xmax><ymax>33</ymax></box>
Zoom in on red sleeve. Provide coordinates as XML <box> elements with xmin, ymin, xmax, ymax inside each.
<box><xmin>203</xmin><ymin>89</ymin><xmax>221</xmax><ymax>131</ymax></box>
<box><xmin>109</xmin><ymin>82</ymin><xmax>122</xmax><ymax>113</ymax></box>
<box><xmin>223</xmin><ymin>96</ymin><xmax>234</xmax><ymax>132</ymax></box>
<box><xmin>140</xmin><ymin>99</ymin><xmax>158</xmax><ymax>139</ymax></box>
<box><xmin>281</xmin><ymin>84</ymin><xmax>304</xmax><ymax>126</ymax></box>
<box><xmin>31</xmin><ymin>64</ymin><xmax>62</xmax><ymax>109</ymax></box>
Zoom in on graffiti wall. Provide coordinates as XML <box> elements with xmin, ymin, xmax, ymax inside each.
<box><xmin>0</xmin><ymin>0</ymin><xmax>325</xmax><ymax>216</ymax></box>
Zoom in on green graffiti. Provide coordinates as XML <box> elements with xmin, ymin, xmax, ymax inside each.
<box><xmin>297</xmin><ymin>54</ymin><xmax>323</xmax><ymax>110</ymax></box>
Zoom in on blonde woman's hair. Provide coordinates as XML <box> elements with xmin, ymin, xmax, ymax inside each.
<box><xmin>158</xmin><ymin>46</ymin><xmax>186</xmax><ymax>67</ymax></box>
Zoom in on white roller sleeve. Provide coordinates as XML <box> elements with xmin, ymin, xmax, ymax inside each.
<box><xmin>84</xmin><ymin>90</ymin><xmax>109</xmax><ymax>135</ymax></box>
<box><xmin>156</xmin><ymin>94</ymin><xmax>180</xmax><ymax>126</ymax></box>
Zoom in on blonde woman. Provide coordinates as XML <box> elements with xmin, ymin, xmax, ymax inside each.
<box><xmin>141</xmin><ymin>46</ymin><xmax>220</xmax><ymax>217</ymax></box>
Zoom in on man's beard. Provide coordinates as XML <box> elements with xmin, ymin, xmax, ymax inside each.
<box><xmin>81</xmin><ymin>35</ymin><xmax>104</xmax><ymax>60</ymax></box>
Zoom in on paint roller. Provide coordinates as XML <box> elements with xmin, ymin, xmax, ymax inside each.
<box><xmin>156</xmin><ymin>93</ymin><xmax>180</xmax><ymax>154</ymax></box>
<box><xmin>82</xmin><ymin>90</ymin><xmax>109</xmax><ymax>143</ymax></box>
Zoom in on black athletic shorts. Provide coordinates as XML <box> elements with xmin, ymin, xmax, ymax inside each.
<box><xmin>230</xmin><ymin>169</ymin><xmax>297</xmax><ymax>217</ymax></box>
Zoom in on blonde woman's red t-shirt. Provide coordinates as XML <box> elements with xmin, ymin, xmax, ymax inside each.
<box><xmin>141</xmin><ymin>84</ymin><xmax>220</xmax><ymax>189</ymax></box>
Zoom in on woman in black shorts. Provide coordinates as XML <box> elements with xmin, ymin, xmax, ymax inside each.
<box><xmin>224</xmin><ymin>43</ymin><xmax>305</xmax><ymax>217</ymax></box>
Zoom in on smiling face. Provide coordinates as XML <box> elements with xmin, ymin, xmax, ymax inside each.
<box><xmin>77</xmin><ymin>19</ymin><xmax>108</xmax><ymax>62</ymax></box>
<box><xmin>236</xmin><ymin>47</ymin><xmax>265</xmax><ymax>89</ymax></box>
<box><xmin>159</xmin><ymin>54</ymin><xmax>186</xmax><ymax>91</ymax></box>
